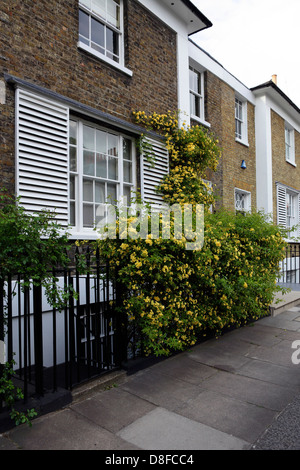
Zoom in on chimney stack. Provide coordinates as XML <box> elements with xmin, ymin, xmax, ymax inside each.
<box><xmin>272</xmin><ymin>74</ymin><xmax>277</xmax><ymax>85</ymax></box>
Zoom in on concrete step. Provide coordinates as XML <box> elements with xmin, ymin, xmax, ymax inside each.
<box><xmin>270</xmin><ymin>290</ymin><xmax>300</xmax><ymax>316</ymax></box>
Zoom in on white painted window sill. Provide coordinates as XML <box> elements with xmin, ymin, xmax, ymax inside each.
<box><xmin>235</xmin><ymin>138</ymin><xmax>249</xmax><ymax>148</ymax></box>
<box><xmin>78</xmin><ymin>42</ymin><xmax>133</xmax><ymax>77</ymax></box>
<box><xmin>286</xmin><ymin>159</ymin><xmax>297</xmax><ymax>168</ymax></box>
<box><xmin>68</xmin><ymin>228</ymin><xmax>100</xmax><ymax>241</ymax></box>
<box><xmin>190</xmin><ymin>114</ymin><xmax>211</xmax><ymax>128</ymax></box>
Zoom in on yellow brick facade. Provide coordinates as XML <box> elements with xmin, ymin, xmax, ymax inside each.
<box><xmin>271</xmin><ymin>110</ymin><xmax>300</xmax><ymax>224</ymax></box>
<box><xmin>204</xmin><ymin>71</ymin><xmax>256</xmax><ymax>212</ymax></box>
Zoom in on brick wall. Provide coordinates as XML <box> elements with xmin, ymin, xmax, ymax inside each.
<box><xmin>0</xmin><ymin>0</ymin><xmax>178</xmax><ymax>194</ymax></box>
<box><xmin>205</xmin><ymin>71</ymin><xmax>256</xmax><ymax>211</ymax></box>
<box><xmin>271</xmin><ymin>109</ymin><xmax>300</xmax><ymax>223</ymax></box>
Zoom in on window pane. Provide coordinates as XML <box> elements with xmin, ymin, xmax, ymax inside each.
<box><xmin>96</xmin><ymin>129</ymin><xmax>107</xmax><ymax>153</ymax></box>
<box><xmin>95</xmin><ymin>204</ymin><xmax>106</xmax><ymax>226</ymax></box>
<box><xmin>108</xmin><ymin>134</ymin><xmax>118</xmax><ymax>156</ymax></box>
<box><xmin>83</xmin><ymin>126</ymin><xmax>95</xmax><ymax>150</ymax></box>
<box><xmin>83</xmin><ymin>150</ymin><xmax>95</xmax><ymax>175</ymax></box>
<box><xmin>123</xmin><ymin>161</ymin><xmax>132</xmax><ymax>183</ymax></box>
<box><xmin>108</xmin><ymin>156</ymin><xmax>118</xmax><ymax>180</ymax></box>
<box><xmin>123</xmin><ymin>185</ymin><xmax>131</xmax><ymax>206</ymax></box>
<box><xmin>107</xmin><ymin>184</ymin><xmax>117</xmax><ymax>202</ymax></box>
<box><xmin>189</xmin><ymin>68</ymin><xmax>200</xmax><ymax>94</ymax></box>
<box><xmin>92</xmin><ymin>0</ymin><xmax>106</xmax><ymax>19</ymax></box>
<box><xmin>190</xmin><ymin>93</ymin><xmax>200</xmax><ymax>117</ymax></box>
<box><xmin>70</xmin><ymin>175</ymin><xmax>75</xmax><ymax>200</ymax></box>
<box><xmin>189</xmin><ymin>68</ymin><xmax>195</xmax><ymax>92</ymax></box>
<box><xmin>70</xmin><ymin>201</ymin><xmax>76</xmax><ymax>226</ymax></box>
<box><xmin>69</xmin><ymin>120</ymin><xmax>77</xmax><ymax>145</ymax></box>
<box><xmin>235</xmin><ymin>99</ymin><xmax>243</xmax><ymax>120</ymax></box>
<box><xmin>236</xmin><ymin>120</ymin><xmax>242</xmax><ymax>139</ymax></box>
<box><xmin>79</xmin><ymin>10</ymin><xmax>90</xmax><ymax>42</ymax></box>
<box><xmin>96</xmin><ymin>153</ymin><xmax>107</xmax><ymax>178</ymax></box>
<box><xmin>80</xmin><ymin>0</ymin><xmax>91</xmax><ymax>9</ymax></box>
<box><xmin>83</xmin><ymin>179</ymin><xmax>94</xmax><ymax>202</ymax></box>
<box><xmin>83</xmin><ymin>204</ymin><xmax>94</xmax><ymax>227</ymax></box>
<box><xmin>91</xmin><ymin>17</ymin><xmax>105</xmax><ymax>49</ymax></box>
<box><xmin>190</xmin><ymin>93</ymin><xmax>195</xmax><ymax>116</ymax></box>
<box><xmin>107</xmin><ymin>0</ymin><xmax>120</xmax><ymax>28</ymax></box>
<box><xmin>69</xmin><ymin>147</ymin><xmax>77</xmax><ymax>172</ymax></box>
<box><xmin>123</xmin><ymin>138</ymin><xmax>132</xmax><ymax>161</ymax></box>
<box><xmin>95</xmin><ymin>182</ymin><xmax>105</xmax><ymax>203</ymax></box>
<box><xmin>106</xmin><ymin>28</ymin><xmax>119</xmax><ymax>61</ymax></box>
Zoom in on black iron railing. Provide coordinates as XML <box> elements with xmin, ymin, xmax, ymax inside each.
<box><xmin>0</xmin><ymin>247</ymin><xmax>128</xmax><ymax>406</ymax></box>
<box><xmin>278</xmin><ymin>243</ymin><xmax>300</xmax><ymax>284</ymax></box>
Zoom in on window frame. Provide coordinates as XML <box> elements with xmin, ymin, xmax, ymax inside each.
<box><xmin>286</xmin><ymin>189</ymin><xmax>298</xmax><ymax>236</ymax></box>
<box><xmin>188</xmin><ymin>65</ymin><xmax>210</xmax><ymax>127</ymax></box>
<box><xmin>69</xmin><ymin>117</ymin><xmax>136</xmax><ymax>237</ymax></box>
<box><xmin>285</xmin><ymin>123</ymin><xmax>296</xmax><ymax>166</ymax></box>
<box><xmin>189</xmin><ymin>66</ymin><xmax>204</xmax><ymax>121</ymax></box>
<box><xmin>234</xmin><ymin>188</ymin><xmax>251</xmax><ymax>214</ymax></box>
<box><xmin>235</xmin><ymin>97</ymin><xmax>248</xmax><ymax>146</ymax></box>
<box><xmin>277</xmin><ymin>183</ymin><xmax>300</xmax><ymax>240</ymax></box>
<box><xmin>78</xmin><ymin>0</ymin><xmax>133</xmax><ymax>77</ymax></box>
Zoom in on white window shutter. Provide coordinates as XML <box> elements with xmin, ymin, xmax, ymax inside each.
<box><xmin>276</xmin><ymin>183</ymin><xmax>287</xmax><ymax>227</ymax></box>
<box><xmin>140</xmin><ymin>137</ymin><xmax>169</xmax><ymax>209</ymax></box>
<box><xmin>16</xmin><ymin>89</ymin><xmax>69</xmax><ymax>227</ymax></box>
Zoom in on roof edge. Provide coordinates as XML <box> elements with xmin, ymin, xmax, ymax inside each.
<box><xmin>251</xmin><ymin>80</ymin><xmax>300</xmax><ymax>116</ymax></box>
<box><xmin>180</xmin><ymin>0</ymin><xmax>213</xmax><ymax>34</ymax></box>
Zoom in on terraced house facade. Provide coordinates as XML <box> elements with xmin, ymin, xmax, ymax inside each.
<box><xmin>0</xmin><ymin>0</ymin><xmax>212</xmax><ymax>241</ymax></box>
<box><xmin>1</xmin><ymin>0</ymin><xmax>300</xmax><ymax>231</ymax></box>
<box><xmin>2</xmin><ymin>0</ymin><xmax>300</xmax><ymax>398</ymax></box>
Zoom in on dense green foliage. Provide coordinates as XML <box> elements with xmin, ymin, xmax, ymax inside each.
<box><xmin>97</xmin><ymin>111</ymin><xmax>287</xmax><ymax>356</ymax></box>
<box><xmin>0</xmin><ymin>192</ymin><xmax>71</xmax><ymax>426</ymax></box>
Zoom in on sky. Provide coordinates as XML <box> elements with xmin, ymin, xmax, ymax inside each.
<box><xmin>191</xmin><ymin>0</ymin><xmax>300</xmax><ymax>108</ymax></box>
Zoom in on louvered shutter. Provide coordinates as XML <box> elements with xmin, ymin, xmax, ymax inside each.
<box><xmin>16</xmin><ymin>88</ymin><xmax>69</xmax><ymax>227</ymax></box>
<box><xmin>276</xmin><ymin>183</ymin><xmax>287</xmax><ymax>228</ymax></box>
<box><xmin>140</xmin><ymin>137</ymin><xmax>169</xmax><ymax>209</ymax></box>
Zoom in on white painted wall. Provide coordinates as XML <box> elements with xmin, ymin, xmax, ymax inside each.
<box><xmin>254</xmin><ymin>95</ymin><xmax>273</xmax><ymax>218</ymax></box>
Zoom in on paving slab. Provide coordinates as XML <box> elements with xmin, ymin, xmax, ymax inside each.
<box><xmin>117</xmin><ymin>407</ymin><xmax>250</xmax><ymax>450</ymax></box>
<box><xmin>70</xmin><ymin>388</ymin><xmax>156</xmax><ymax>434</ymax></box>
<box><xmin>0</xmin><ymin>434</ymin><xmax>20</xmax><ymax>450</ymax></box>
<box><xmin>186</xmin><ymin>344</ymin><xmax>252</xmax><ymax>373</ymax></box>
<box><xmin>245</xmin><ymin>339</ymin><xmax>300</xmax><ymax>368</ymax></box>
<box><xmin>200</xmin><ymin>369</ymin><xmax>299</xmax><ymax>411</ymax></box>
<box><xmin>223</xmin><ymin>323</ymin><xmax>284</xmax><ymax>346</ymax></box>
<box><xmin>237</xmin><ymin>358</ymin><xmax>300</xmax><ymax>387</ymax></box>
<box><xmin>148</xmin><ymin>353</ymin><xmax>219</xmax><ymax>385</ymax></box>
<box><xmin>120</xmin><ymin>369</ymin><xmax>202</xmax><ymax>412</ymax></box>
<box><xmin>6</xmin><ymin>408</ymin><xmax>139</xmax><ymax>451</ymax></box>
<box><xmin>175</xmin><ymin>389</ymin><xmax>278</xmax><ymax>443</ymax></box>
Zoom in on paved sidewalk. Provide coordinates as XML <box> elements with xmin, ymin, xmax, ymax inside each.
<box><xmin>1</xmin><ymin>304</ymin><xmax>300</xmax><ymax>451</ymax></box>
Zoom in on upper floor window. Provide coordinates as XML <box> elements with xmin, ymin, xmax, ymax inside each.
<box><xmin>285</xmin><ymin>124</ymin><xmax>295</xmax><ymax>165</ymax></box>
<box><xmin>78</xmin><ymin>0</ymin><xmax>132</xmax><ymax>76</ymax></box>
<box><xmin>189</xmin><ymin>66</ymin><xmax>205</xmax><ymax>122</ymax></box>
<box><xmin>235</xmin><ymin>97</ymin><xmax>248</xmax><ymax>146</ymax></box>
